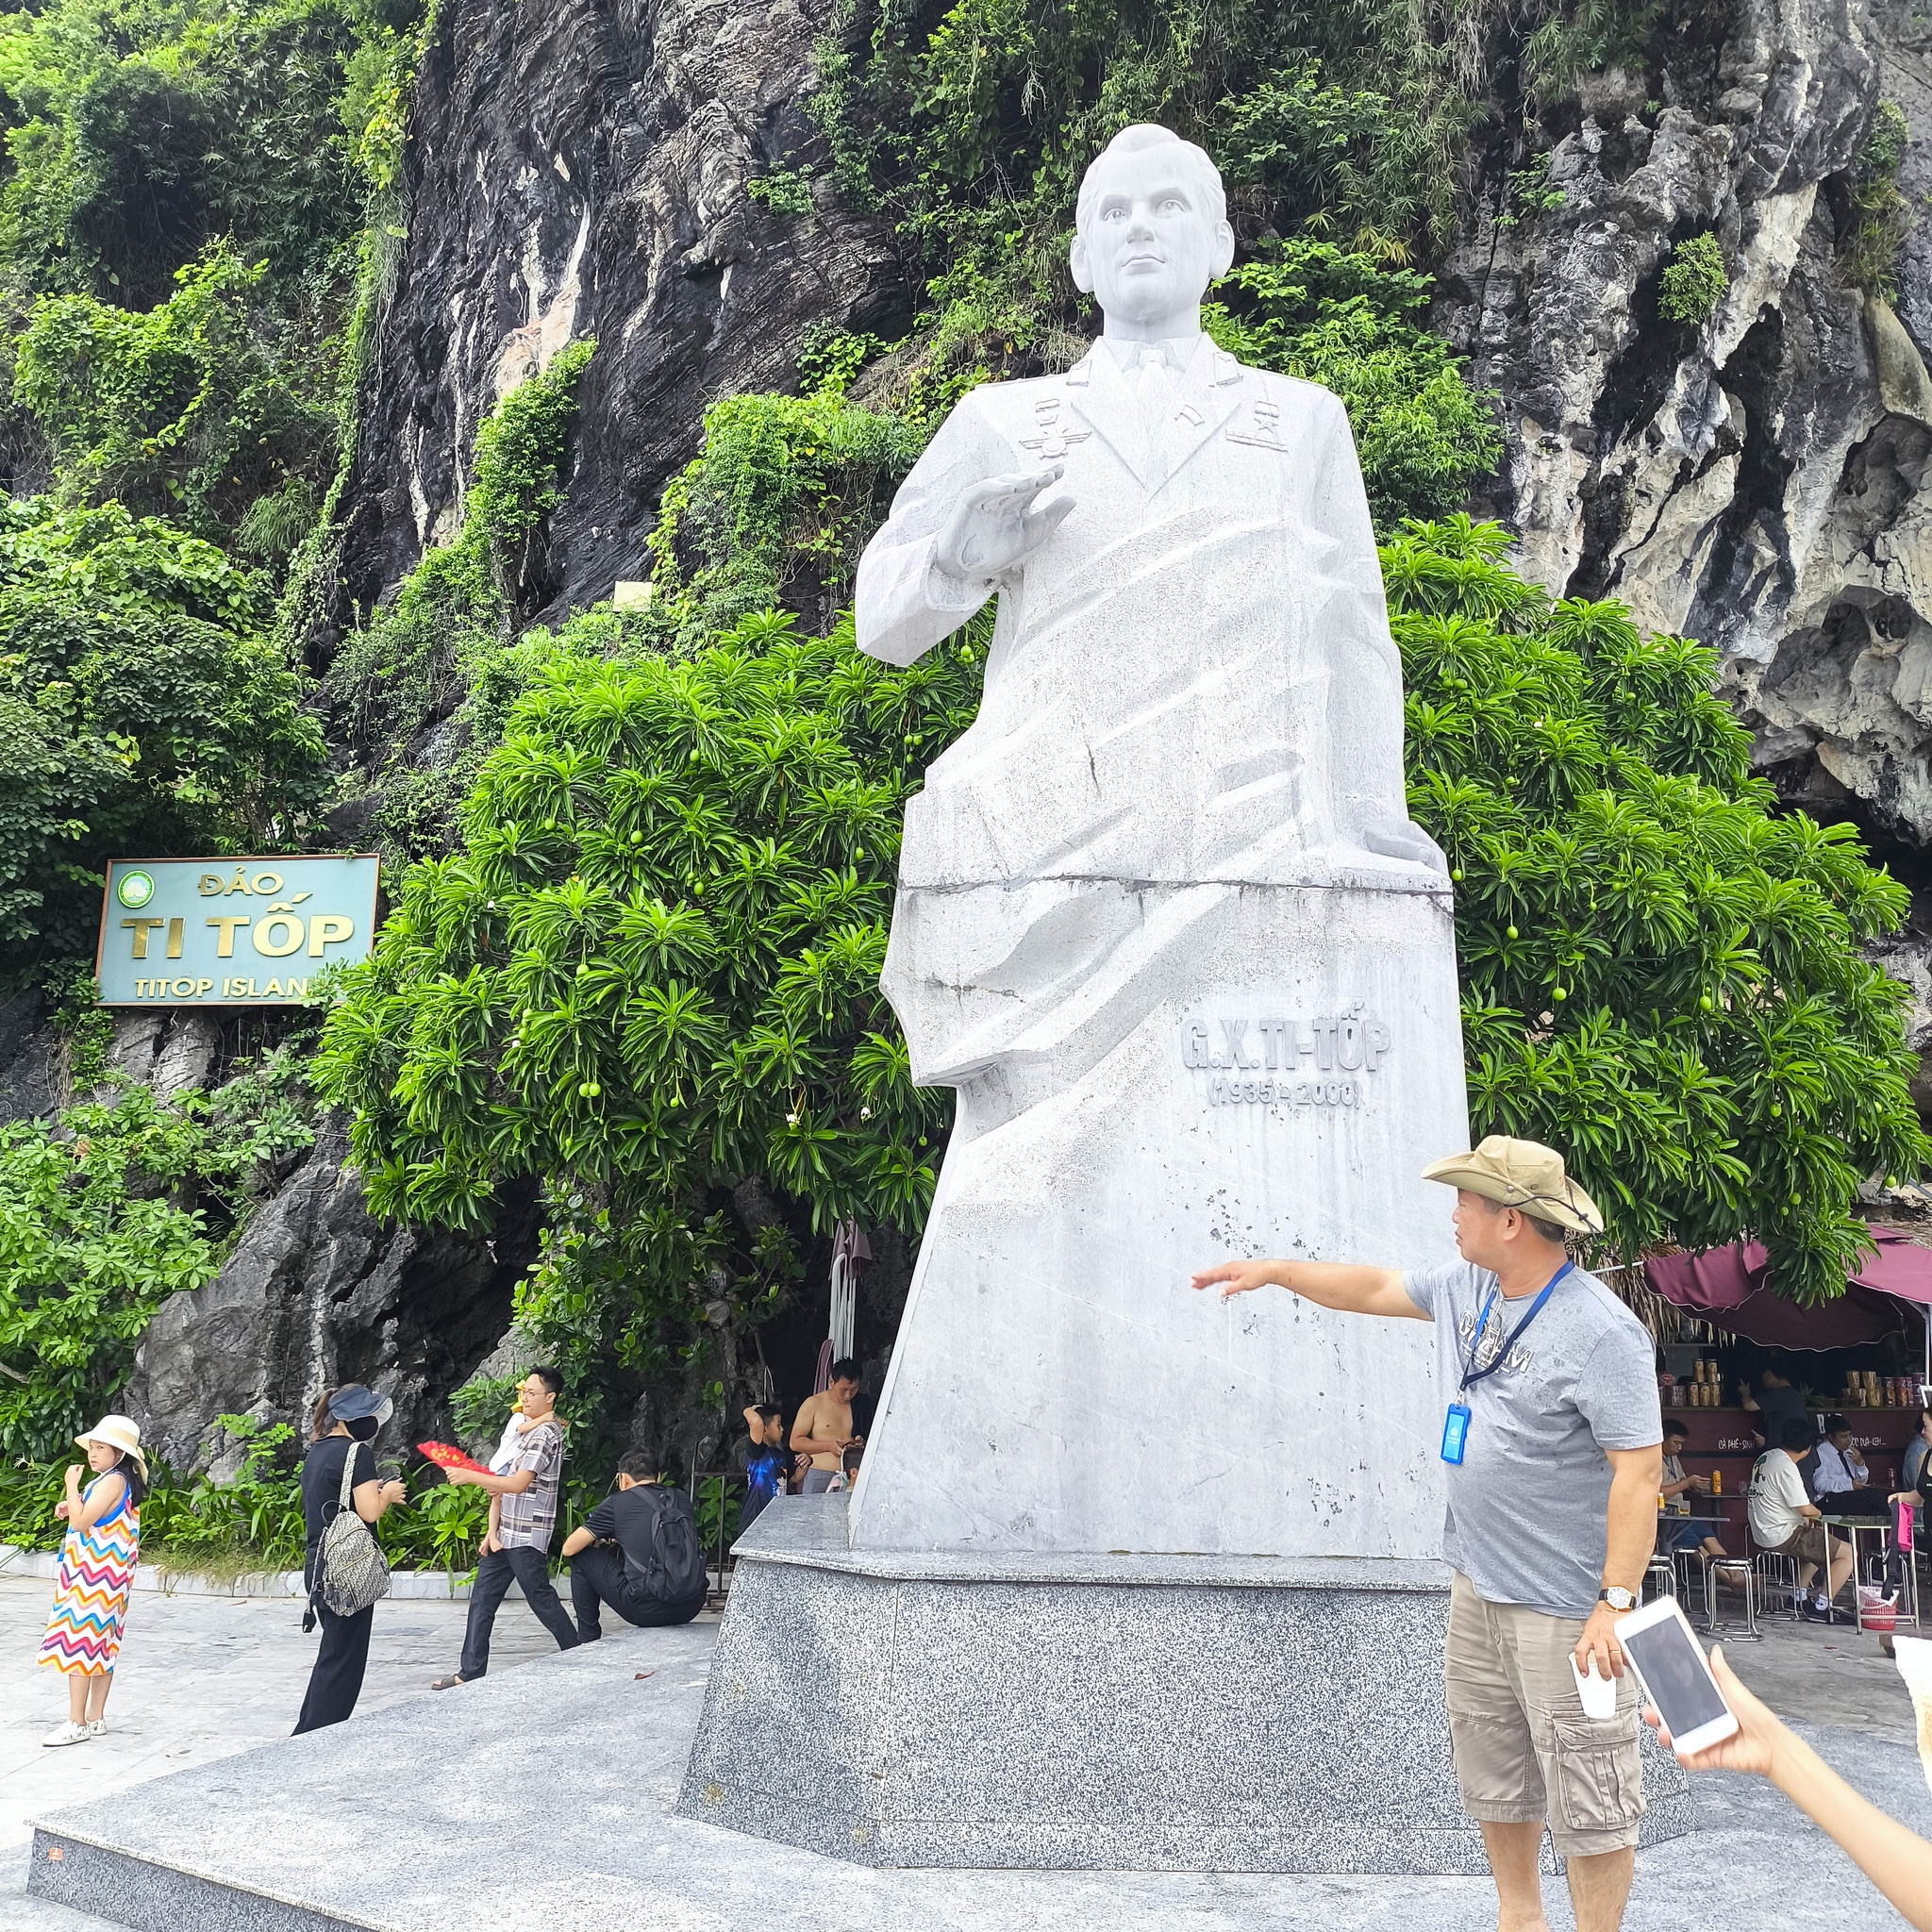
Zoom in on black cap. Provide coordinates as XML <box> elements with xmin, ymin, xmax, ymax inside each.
<box><xmin>327</xmin><ymin>1385</ymin><xmax>393</xmax><ymax>1426</ymax></box>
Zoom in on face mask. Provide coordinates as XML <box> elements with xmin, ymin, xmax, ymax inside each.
<box><xmin>344</xmin><ymin>1414</ymin><xmax>379</xmax><ymax>1441</ymax></box>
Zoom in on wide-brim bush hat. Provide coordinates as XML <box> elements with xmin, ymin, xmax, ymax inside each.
<box><xmin>326</xmin><ymin>1385</ymin><xmax>393</xmax><ymax>1426</ymax></box>
<box><xmin>75</xmin><ymin>1413</ymin><xmax>147</xmax><ymax>1481</ymax></box>
<box><xmin>1420</xmin><ymin>1134</ymin><xmax>1605</xmax><ymax>1236</ymax></box>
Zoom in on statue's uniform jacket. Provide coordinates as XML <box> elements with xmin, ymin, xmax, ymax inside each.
<box><xmin>855</xmin><ymin>337</ymin><xmax>1422</xmax><ymax>1091</ymax></box>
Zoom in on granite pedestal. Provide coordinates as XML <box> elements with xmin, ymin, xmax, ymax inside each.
<box><xmin>675</xmin><ymin>1497</ymin><xmax>1690</xmax><ymax>1872</ymax></box>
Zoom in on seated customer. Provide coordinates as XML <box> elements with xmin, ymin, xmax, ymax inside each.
<box><xmin>1658</xmin><ymin>1422</ymin><xmax>1749</xmax><ymax>1586</ymax></box>
<box><xmin>1749</xmin><ymin>1418</ymin><xmax>1854</xmax><ymax>1619</ymax></box>
<box><xmin>1813</xmin><ymin>1415</ymin><xmax>1890</xmax><ymax>1518</ymax></box>
<box><xmin>560</xmin><ymin>1453</ymin><xmax>708</xmax><ymax>1636</ymax></box>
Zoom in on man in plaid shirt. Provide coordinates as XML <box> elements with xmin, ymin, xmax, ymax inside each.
<box><xmin>431</xmin><ymin>1367</ymin><xmax>581</xmax><ymax>1689</ymax></box>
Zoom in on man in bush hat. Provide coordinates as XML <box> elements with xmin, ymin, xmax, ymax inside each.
<box><xmin>1193</xmin><ymin>1134</ymin><xmax>1662</xmax><ymax>1932</ymax></box>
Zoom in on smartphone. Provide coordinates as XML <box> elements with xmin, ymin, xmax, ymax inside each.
<box><xmin>1615</xmin><ymin>1596</ymin><xmax>1739</xmax><ymax>1756</ymax></box>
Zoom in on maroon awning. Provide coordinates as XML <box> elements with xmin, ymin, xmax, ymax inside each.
<box><xmin>1642</xmin><ymin>1225</ymin><xmax>1932</xmax><ymax>1350</ymax></box>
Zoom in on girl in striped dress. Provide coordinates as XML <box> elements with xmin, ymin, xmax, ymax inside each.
<box><xmin>37</xmin><ymin>1413</ymin><xmax>145</xmax><ymax>1747</ymax></box>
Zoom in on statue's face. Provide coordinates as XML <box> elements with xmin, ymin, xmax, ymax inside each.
<box><xmin>1070</xmin><ymin>144</ymin><xmax>1233</xmax><ymax>325</ymax></box>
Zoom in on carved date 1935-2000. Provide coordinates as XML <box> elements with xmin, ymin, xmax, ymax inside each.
<box><xmin>1180</xmin><ymin>1004</ymin><xmax>1391</xmax><ymax>1111</ymax></box>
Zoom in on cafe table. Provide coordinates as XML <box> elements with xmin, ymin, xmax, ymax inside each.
<box><xmin>1817</xmin><ymin>1511</ymin><xmax>1921</xmax><ymax>1633</ymax></box>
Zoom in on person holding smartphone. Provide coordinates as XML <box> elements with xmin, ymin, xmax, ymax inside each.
<box><xmin>1193</xmin><ymin>1135</ymin><xmax>1662</xmax><ymax>1932</ymax></box>
<box><xmin>1646</xmin><ymin>1644</ymin><xmax>1932</xmax><ymax>1930</ymax></box>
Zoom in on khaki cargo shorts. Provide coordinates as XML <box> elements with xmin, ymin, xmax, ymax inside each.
<box><xmin>1769</xmin><ymin>1523</ymin><xmax>1834</xmax><ymax>1565</ymax></box>
<box><xmin>1444</xmin><ymin>1572</ymin><xmax>1646</xmax><ymax>1858</ymax></box>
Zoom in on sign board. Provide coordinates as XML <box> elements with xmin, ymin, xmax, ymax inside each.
<box><xmin>94</xmin><ymin>855</ymin><xmax>380</xmax><ymax>1006</ymax></box>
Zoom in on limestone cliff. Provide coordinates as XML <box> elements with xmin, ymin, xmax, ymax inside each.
<box><xmin>1437</xmin><ymin>0</ymin><xmax>1932</xmax><ymax>861</ymax></box>
<box><xmin>332</xmin><ymin>0</ymin><xmax>906</xmax><ymax>626</ymax></box>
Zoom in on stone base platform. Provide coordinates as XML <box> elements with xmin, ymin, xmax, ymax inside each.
<box><xmin>676</xmin><ymin>1497</ymin><xmax>1690</xmax><ymax>1873</ymax></box>
<box><xmin>29</xmin><ymin>1514</ymin><xmax>1932</xmax><ymax>1929</ymax></box>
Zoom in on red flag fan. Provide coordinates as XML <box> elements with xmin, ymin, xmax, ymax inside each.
<box><xmin>416</xmin><ymin>1441</ymin><xmax>490</xmax><ymax>1474</ymax></box>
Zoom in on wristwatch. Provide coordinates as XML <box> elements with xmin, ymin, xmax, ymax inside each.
<box><xmin>1598</xmin><ymin>1586</ymin><xmax>1637</xmax><ymax>1612</ymax></box>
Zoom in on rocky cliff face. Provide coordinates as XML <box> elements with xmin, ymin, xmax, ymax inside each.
<box><xmin>1438</xmin><ymin>0</ymin><xmax>1932</xmax><ymax>863</ymax></box>
<box><xmin>332</xmin><ymin>0</ymin><xmax>907</xmax><ymax>628</ymax></box>
<box><xmin>126</xmin><ymin>1109</ymin><xmax>538</xmax><ymax>1479</ymax></box>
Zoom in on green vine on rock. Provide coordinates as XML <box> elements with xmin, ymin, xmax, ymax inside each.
<box><xmin>326</xmin><ymin>339</ymin><xmax>597</xmax><ymax>858</ymax></box>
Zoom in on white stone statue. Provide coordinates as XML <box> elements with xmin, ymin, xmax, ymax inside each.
<box><xmin>845</xmin><ymin>125</ymin><xmax>1470</xmax><ymax>1559</ymax></box>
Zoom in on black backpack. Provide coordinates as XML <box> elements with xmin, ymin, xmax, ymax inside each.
<box><xmin>625</xmin><ymin>1484</ymin><xmax>707</xmax><ymax>1602</ymax></box>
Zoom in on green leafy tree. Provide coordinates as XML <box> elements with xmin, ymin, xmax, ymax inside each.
<box><xmin>1389</xmin><ymin>517</ymin><xmax>1927</xmax><ymax>1302</ymax></box>
<box><xmin>1203</xmin><ymin>242</ymin><xmax>1500</xmax><ymax>527</ymax></box>
<box><xmin>0</xmin><ymin>500</ymin><xmax>325</xmax><ymax>958</ymax></box>
<box><xmin>313</xmin><ymin>604</ymin><xmax>983</xmax><ymax>1405</ymax></box>
<box><xmin>12</xmin><ymin>242</ymin><xmax>337</xmax><ymax>537</ymax></box>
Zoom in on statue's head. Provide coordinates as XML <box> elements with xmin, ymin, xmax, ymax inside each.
<box><xmin>1070</xmin><ymin>125</ymin><xmax>1235</xmax><ymax>328</ymax></box>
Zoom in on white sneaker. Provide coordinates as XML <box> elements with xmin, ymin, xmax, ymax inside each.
<box><xmin>85</xmin><ymin>1719</ymin><xmax>108</xmax><ymax>1739</ymax></box>
<box><xmin>42</xmin><ymin>1721</ymin><xmax>90</xmax><ymax>1748</ymax></box>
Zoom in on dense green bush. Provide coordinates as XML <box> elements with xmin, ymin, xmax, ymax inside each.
<box><xmin>648</xmin><ymin>390</ymin><xmax>925</xmax><ymax>639</ymax></box>
<box><xmin>1204</xmin><ymin>242</ymin><xmax>1500</xmax><ymax>527</ymax></box>
<box><xmin>0</xmin><ymin>1055</ymin><xmax>314</xmax><ymax>1466</ymax></box>
<box><xmin>314</xmin><ymin>603</ymin><xmax>980</xmax><ymax>1407</ymax></box>
<box><xmin>1841</xmin><ymin>100</ymin><xmax>1912</xmax><ymax>297</ymax></box>
<box><xmin>1657</xmin><ymin>232</ymin><xmax>1726</xmax><ymax>325</ymax></box>
<box><xmin>0</xmin><ymin>0</ymin><xmax>413</xmax><ymax>305</ymax></box>
<box><xmin>0</xmin><ymin>500</ymin><xmax>325</xmax><ymax>958</ymax></box>
<box><xmin>13</xmin><ymin>242</ymin><xmax>337</xmax><ymax>537</ymax></box>
<box><xmin>1390</xmin><ymin>517</ymin><xmax>1926</xmax><ymax>1300</ymax></box>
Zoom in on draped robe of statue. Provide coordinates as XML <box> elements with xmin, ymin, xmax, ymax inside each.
<box><xmin>844</xmin><ymin>333</ymin><xmax>1470</xmax><ymax>1557</ymax></box>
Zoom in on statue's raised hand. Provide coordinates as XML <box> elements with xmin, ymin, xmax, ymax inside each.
<box><xmin>936</xmin><ymin>467</ymin><xmax>1074</xmax><ymax>581</ymax></box>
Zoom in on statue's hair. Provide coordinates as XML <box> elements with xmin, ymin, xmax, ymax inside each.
<box><xmin>1074</xmin><ymin>124</ymin><xmax>1226</xmax><ymax>236</ymax></box>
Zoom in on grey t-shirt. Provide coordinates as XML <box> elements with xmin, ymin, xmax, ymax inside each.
<box><xmin>1404</xmin><ymin>1260</ymin><xmax>1662</xmax><ymax>1618</ymax></box>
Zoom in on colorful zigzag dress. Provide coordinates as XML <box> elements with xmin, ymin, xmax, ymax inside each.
<box><xmin>37</xmin><ymin>1475</ymin><xmax>139</xmax><ymax>1675</ymax></box>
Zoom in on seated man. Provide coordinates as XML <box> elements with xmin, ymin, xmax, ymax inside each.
<box><xmin>1749</xmin><ymin>1418</ymin><xmax>1854</xmax><ymax>1619</ymax></box>
<box><xmin>560</xmin><ymin>1452</ymin><xmax>708</xmax><ymax>1637</ymax></box>
<box><xmin>1657</xmin><ymin>1422</ymin><xmax>1749</xmax><ymax>1586</ymax></box>
<box><xmin>1813</xmin><ymin>1415</ymin><xmax>1890</xmax><ymax>1518</ymax></box>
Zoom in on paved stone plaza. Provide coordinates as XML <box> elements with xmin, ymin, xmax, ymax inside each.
<box><xmin>0</xmin><ymin>1573</ymin><xmax>612</xmax><ymax>1929</ymax></box>
<box><xmin>4</xmin><ymin>1570</ymin><xmax>1929</xmax><ymax>1930</ymax></box>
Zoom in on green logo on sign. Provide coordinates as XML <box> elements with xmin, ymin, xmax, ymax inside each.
<box><xmin>116</xmin><ymin>871</ymin><xmax>155</xmax><ymax>908</ymax></box>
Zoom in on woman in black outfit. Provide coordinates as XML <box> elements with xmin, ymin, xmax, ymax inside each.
<box><xmin>294</xmin><ymin>1384</ymin><xmax>407</xmax><ymax>1735</ymax></box>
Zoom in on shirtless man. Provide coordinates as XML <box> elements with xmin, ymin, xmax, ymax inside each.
<box><xmin>791</xmin><ymin>1360</ymin><xmax>861</xmax><ymax>1496</ymax></box>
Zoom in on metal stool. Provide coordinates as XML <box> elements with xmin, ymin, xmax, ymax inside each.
<box><xmin>1646</xmin><ymin>1554</ymin><xmax>1676</xmax><ymax>1603</ymax></box>
<box><xmin>1754</xmin><ymin>1547</ymin><xmax>1806</xmax><ymax>1620</ymax></box>
<box><xmin>1696</xmin><ymin>1551</ymin><xmax>1763</xmax><ymax>1641</ymax></box>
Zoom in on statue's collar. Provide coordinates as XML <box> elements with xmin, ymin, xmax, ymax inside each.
<box><xmin>1066</xmin><ymin>336</ymin><xmax>1243</xmax><ymax>389</ymax></box>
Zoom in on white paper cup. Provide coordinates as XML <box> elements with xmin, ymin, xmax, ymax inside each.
<box><xmin>1570</xmin><ymin>1653</ymin><xmax>1619</xmax><ymax>1720</ymax></box>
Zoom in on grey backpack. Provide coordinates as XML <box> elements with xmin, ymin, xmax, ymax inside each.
<box><xmin>314</xmin><ymin>1443</ymin><xmax>391</xmax><ymax>1618</ymax></box>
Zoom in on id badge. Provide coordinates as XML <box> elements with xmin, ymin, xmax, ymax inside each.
<box><xmin>1441</xmin><ymin>1402</ymin><xmax>1472</xmax><ymax>1465</ymax></box>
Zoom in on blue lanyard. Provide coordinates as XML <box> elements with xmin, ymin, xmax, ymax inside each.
<box><xmin>1459</xmin><ymin>1262</ymin><xmax>1573</xmax><ymax>1391</ymax></box>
